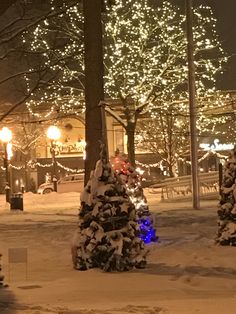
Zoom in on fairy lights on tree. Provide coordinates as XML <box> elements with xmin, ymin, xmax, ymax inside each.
<box><xmin>111</xmin><ymin>150</ymin><xmax>157</xmax><ymax>244</ymax></box>
<box><xmin>136</xmin><ymin>110</ymin><xmax>190</xmax><ymax>177</ymax></box>
<box><xmin>103</xmin><ymin>0</ymin><xmax>226</xmax><ymax>165</ymax></box>
<box><xmin>23</xmin><ymin>0</ymin><xmax>227</xmax><ymax>164</ymax></box>
<box><xmin>23</xmin><ymin>0</ymin><xmax>85</xmax><ymax>117</ymax></box>
<box><xmin>136</xmin><ymin>91</ymin><xmax>235</xmax><ymax>177</ymax></box>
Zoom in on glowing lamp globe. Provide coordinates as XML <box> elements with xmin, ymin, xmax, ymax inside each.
<box><xmin>0</xmin><ymin>127</ymin><xmax>12</xmax><ymax>143</ymax></box>
<box><xmin>47</xmin><ymin>126</ymin><xmax>61</xmax><ymax>141</ymax></box>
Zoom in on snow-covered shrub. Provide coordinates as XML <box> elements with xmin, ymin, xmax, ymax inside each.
<box><xmin>72</xmin><ymin>148</ymin><xmax>148</xmax><ymax>271</ymax></box>
<box><xmin>0</xmin><ymin>253</ymin><xmax>4</xmax><ymax>288</ymax></box>
<box><xmin>217</xmin><ymin>147</ymin><xmax>236</xmax><ymax>245</ymax></box>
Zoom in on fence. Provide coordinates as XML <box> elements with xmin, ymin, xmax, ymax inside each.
<box><xmin>148</xmin><ymin>171</ymin><xmax>220</xmax><ymax>200</ymax></box>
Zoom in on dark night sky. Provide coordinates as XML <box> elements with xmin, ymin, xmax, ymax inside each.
<box><xmin>211</xmin><ymin>0</ymin><xmax>236</xmax><ymax>90</ymax></box>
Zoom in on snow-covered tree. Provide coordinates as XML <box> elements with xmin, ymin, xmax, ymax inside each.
<box><xmin>217</xmin><ymin>147</ymin><xmax>236</xmax><ymax>246</ymax></box>
<box><xmin>23</xmin><ymin>0</ymin><xmax>226</xmax><ymax>165</ymax></box>
<box><xmin>71</xmin><ymin>146</ymin><xmax>147</xmax><ymax>271</ymax></box>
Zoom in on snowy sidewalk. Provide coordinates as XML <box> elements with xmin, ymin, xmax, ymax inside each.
<box><xmin>0</xmin><ymin>192</ymin><xmax>236</xmax><ymax>313</ymax></box>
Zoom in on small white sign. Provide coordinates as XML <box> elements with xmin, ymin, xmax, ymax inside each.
<box><xmin>200</xmin><ymin>139</ymin><xmax>234</xmax><ymax>151</ymax></box>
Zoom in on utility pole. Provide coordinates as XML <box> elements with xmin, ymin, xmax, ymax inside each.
<box><xmin>83</xmin><ymin>0</ymin><xmax>105</xmax><ymax>184</ymax></box>
<box><xmin>185</xmin><ymin>0</ymin><xmax>200</xmax><ymax>209</ymax></box>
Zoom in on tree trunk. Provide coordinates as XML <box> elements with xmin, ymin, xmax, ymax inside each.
<box><xmin>126</xmin><ymin>123</ymin><xmax>136</xmax><ymax>167</ymax></box>
<box><xmin>83</xmin><ymin>0</ymin><xmax>105</xmax><ymax>184</ymax></box>
<box><xmin>167</xmin><ymin>163</ymin><xmax>175</xmax><ymax>177</ymax></box>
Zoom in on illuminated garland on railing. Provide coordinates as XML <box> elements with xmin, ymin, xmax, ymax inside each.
<box><xmin>56</xmin><ymin>161</ymin><xmax>84</xmax><ymax>173</ymax></box>
<box><xmin>135</xmin><ymin>160</ymin><xmax>160</xmax><ymax>168</ymax></box>
<box><xmin>178</xmin><ymin>150</ymin><xmax>228</xmax><ymax>165</ymax></box>
<box><xmin>1</xmin><ymin>161</ymin><xmax>84</xmax><ymax>173</ymax></box>
<box><xmin>29</xmin><ymin>162</ymin><xmax>53</xmax><ymax>168</ymax></box>
<box><xmin>0</xmin><ymin>150</ymin><xmax>228</xmax><ymax>173</ymax></box>
<box><xmin>9</xmin><ymin>164</ymin><xmax>24</xmax><ymax>170</ymax></box>
<box><xmin>136</xmin><ymin>150</ymin><xmax>228</xmax><ymax>169</ymax></box>
<box><xmin>197</xmin><ymin>151</ymin><xmax>228</xmax><ymax>163</ymax></box>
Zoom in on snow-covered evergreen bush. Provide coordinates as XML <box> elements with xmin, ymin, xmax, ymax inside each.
<box><xmin>217</xmin><ymin>147</ymin><xmax>236</xmax><ymax>246</ymax></box>
<box><xmin>0</xmin><ymin>253</ymin><xmax>4</xmax><ymax>287</ymax></box>
<box><xmin>72</xmin><ymin>148</ymin><xmax>148</xmax><ymax>271</ymax></box>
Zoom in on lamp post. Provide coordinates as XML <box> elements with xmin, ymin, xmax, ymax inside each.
<box><xmin>185</xmin><ymin>0</ymin><xmax>200</xmax><ymax>210</ymax></box>
<box><xmin>47</xmin><ymin>126</ymin><xmax>61</xmax><ymax>192</ymax></box>
<box><xmin>0</xmin><ymin>127</ymin><xmax>12</xmax><ymax>203</ymax></box>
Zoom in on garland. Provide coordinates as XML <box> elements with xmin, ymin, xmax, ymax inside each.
<box><xmin>0</xmin><ymin>150</ymin><xmax>228</xmax><ymax>172</ymax></box>
<box><xmin>1</xmin><ymin>161</ymin><xmax>84</xmax><ymax>173</ymax></box>
<box><xmin>136</xmin><ymin>150</ymin><xmax>228</xmax><ymax>168</ymax></box>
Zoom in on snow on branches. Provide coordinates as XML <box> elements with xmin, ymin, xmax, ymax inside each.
<box><xmin>72</xmin><ymin>146</ymin><xmax>147</xmax><ymax>271</ymax></box>
<box><xmin>0</xmin><ymin>254</ymin><xmax>4</xmax><ymax>288</ymax></box>
<box><xmin>217</xmin><ymin>147</ymin><xmax>236</xmax><ymax>246</ymax></box>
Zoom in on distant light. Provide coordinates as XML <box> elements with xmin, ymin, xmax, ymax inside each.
<box><xmin>0</xmin><ymin>127</ymin><xmax>12</xmax><ymax>143</ymax></box>
<box><xmin>7</xmin><ymin>143</ymin><xmax>13</xmax><ymax>160</ymax></box>
<box><xmin>136</xmin><ymin>167</ymin><xmax>144</xmax><ymax>175</ymax></box>
<box><xmin>47</xmin><ymin>126</ymin><xmax>61</xmax><ymax>141</ymax></box>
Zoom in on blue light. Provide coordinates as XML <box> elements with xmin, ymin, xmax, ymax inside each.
<box><xmin>138</xmin><ymin>218</ymin><xmax>157</xmax><ymax>244</ymax></box>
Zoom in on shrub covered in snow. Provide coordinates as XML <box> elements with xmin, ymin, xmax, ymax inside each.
<box><xmin>72</xmin><ymin>148</ymin><xmax>148</xmax><ymax>271</ymax></box>
<box><xmin>217</xmin><ymin>147</ymin><xmax>236</xmax><ymax>245</ymax></box>
<box><xmin>0</xmin><ymin>253</ymin><xmax>4</xmax><ymax>287</ymax></box>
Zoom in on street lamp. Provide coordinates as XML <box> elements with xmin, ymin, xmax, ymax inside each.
<box><xmin>47</xmin><ymin>126</ymin><xmax>61</xmax><ymax>192</ymax></box>
<box><xmin>0</xmin><ymin>127</ymin><xmax>12</xmax><ymax>202</ymax></box>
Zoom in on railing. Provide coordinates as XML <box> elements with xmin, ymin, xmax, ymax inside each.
<box><xmin>148</xmin><ymin>171</ymin><xmax>219</xmax><ymax>200</ymax></box>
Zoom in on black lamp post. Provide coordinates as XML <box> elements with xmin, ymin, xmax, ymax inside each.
<box><xmin>47</xmin><ymin>126</ymin><xmax>61</xmax><ymax>192</ymax></box>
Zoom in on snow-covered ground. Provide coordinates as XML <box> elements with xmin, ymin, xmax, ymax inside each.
<box><xmin>0</xmin><ymin>191</ymin><xmax>236</xmax><ymax>314</ymax></box>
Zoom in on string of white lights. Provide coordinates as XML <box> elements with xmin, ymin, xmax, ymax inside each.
<box><xmin>56</xmin><ymin>161</ymin><xmax>84</xmax><ymax>173</ymax></box>
<box><xmin>136</xmin><ymin>150</ymin><xmax>228</xmax><ymax>169</ymax></box>
<box><xmin>1</xmin><ymin>149</ymin><xmax>228</xmax><ymax>173</ymax></box>
<box><xmin>135</xmin><ymin>160</ymin><xmax>160</xmax><ymax>168</ymax></box>
<box><xmin>1</xmin><ymin>161</ymin><xmax>84</xmax><ymax>173</ymax></box>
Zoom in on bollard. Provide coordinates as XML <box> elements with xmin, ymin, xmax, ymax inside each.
<box><xmin>21</xmin><ymin>185</ymin><xmax>25</xmax><ymax>194</ymax></box>
<box><xmin>5</xmin><ymin>184</ymin><xmax>11</xmax><ymax>203</ymax></box>
<box><xmin>52</xmin><ymin>176</ymin><xmax>58</xmax><ymax>192</ymax></box>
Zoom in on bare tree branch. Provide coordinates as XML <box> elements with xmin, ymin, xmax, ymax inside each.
<box><xmin>99</xmin><ymin>101</ymin><xmax>127</xmax><ymax>129</ymax></box>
